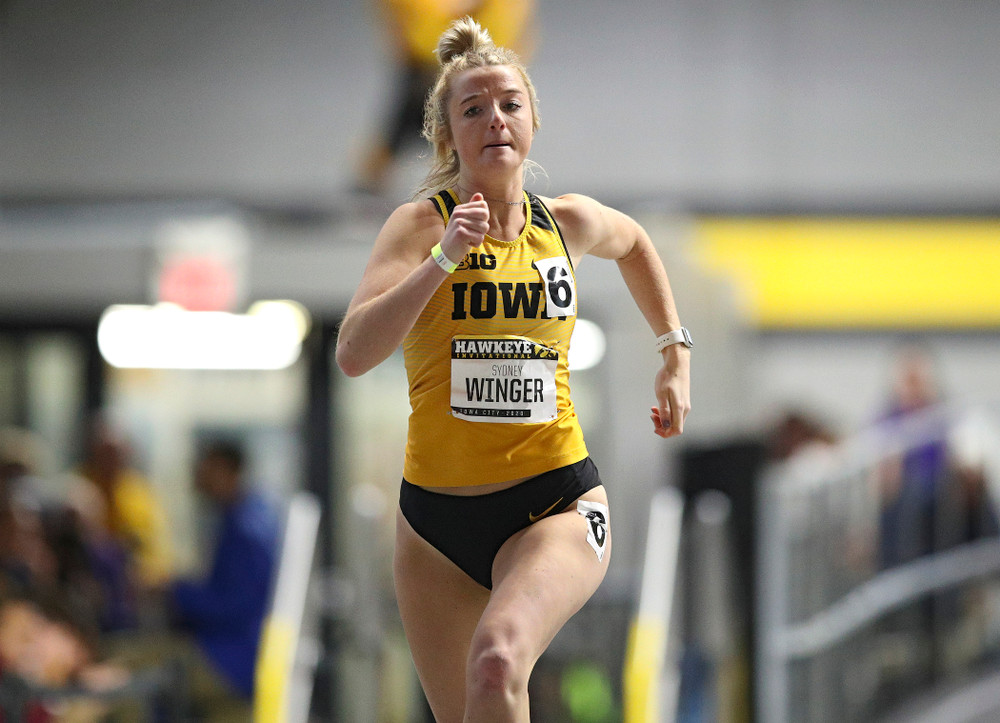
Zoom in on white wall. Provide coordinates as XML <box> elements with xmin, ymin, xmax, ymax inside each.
<box><xmin>1</xmin><ymin>0</ymin><xmax>998</xmax><ymax>208</ymax></box>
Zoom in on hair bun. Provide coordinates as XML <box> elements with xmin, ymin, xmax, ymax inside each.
<box><xmin>436</xmin><ymin>16</ymin><xmax>494</xmax><ymax>65</ymax></box>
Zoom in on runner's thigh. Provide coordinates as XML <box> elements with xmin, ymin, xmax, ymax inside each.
<box><xmin>393</xmin><ymin>509</ymin><xmax>490</xmax><ymax>723</ymax></box>
<box><xmin>479</xmin><ymin>488</ymin><xmax>611</xmax><ymax>660</ymax></box>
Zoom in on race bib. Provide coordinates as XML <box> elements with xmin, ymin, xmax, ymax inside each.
<box><xmin>451</xmin><ymin>336</ymin><xmax>558</xmax><ymax>423</ymax></box>
<box><xmin>533</xmin><ymin>257</ymin><xmax>576</xmax><ymax>318</ymax></box>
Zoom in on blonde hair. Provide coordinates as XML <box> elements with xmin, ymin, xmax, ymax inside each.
<box><xmin>413</xmin><ymin>16</ymin><xmax>541</xmax><ymax>200</ymax></box>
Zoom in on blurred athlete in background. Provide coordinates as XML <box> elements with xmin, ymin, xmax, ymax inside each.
<box><xmin>355</xmin><ymin>0</ymin><xmax>535</xmax><ymax>195</ymax></box>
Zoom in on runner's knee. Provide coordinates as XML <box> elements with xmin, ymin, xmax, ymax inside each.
<box><xmin>467</xmin><ymin>632</ymin><xmax>530</xmax><ymax>698</ymax></box>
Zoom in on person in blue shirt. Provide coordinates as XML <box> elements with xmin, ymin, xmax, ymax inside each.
<box><xmin>170</xmin><ymin>440</ymin><xmax>280</xmax><ymax>711</ymax></box>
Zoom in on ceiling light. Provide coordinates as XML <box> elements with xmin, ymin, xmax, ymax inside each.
<box><xmin>97</xmin><ymin>301</ymin><xmax>309</xmax><ymax>370</ymax></box>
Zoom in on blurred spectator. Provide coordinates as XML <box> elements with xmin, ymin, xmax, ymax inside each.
<box><xmin>109</xmin><ymin>440</ymin><xmax>279</xmax><ymax>721</ymax></box>
<box><xmin>354</xmin><ymin>0</ymin><xmax>535</xmax><ymax>195</ymax></box>
<box><xmin>934</xmin><ymin>411</ymin><xmax>1000</xmax><ymax>671</ymax></box>
<box><xmin>765</xmin><ymin>408</ymin><xmax>838</xmax><ymax>463</ymax></box>
<box><xmin>946</xmin><ymin>409</ymin><xmax>1000</xmax><ymax>545</ymax></box>
<box><xmin>0</xmin><ymin>595</ymin><xmax>55</xmax><ymax>723</ymax></box>
<box><xmin>2</xmin><ymin>423</ymin><xmax>141</xmax><ymax>634</ymax></box>
<box><xmin>49</xmin><ymin>477</ymin><xmax>139</xmax><ymax>633</ymax></box>
<box><xmin>875</xmin><ymin>346</ymin><xmax>949</xmax><ymax>569</ymax></box>
<box><xmin>75</xmin><ymin>417</ymin><xmax>172</xmax><ymax>589</ymax></box>
<box><xmin>0</xmin><ymin>596</ymin><xmax>94</xmax><ymax>690</ymax></box>
<box><xmin>0</xmin><ymin>593</ymin><xmax>130</xmax><ymax>723</ymax></box>
<box><xmin>0</xmin><ymin>427</ymin><xmax>46</xmax><ymax>508</ymax></box>
<box><xmin>0</xmin><ymin>429</ymin><xmax>57</xmax><ymax>595</ymax></box>
<box><xmin>0</xmin><ymin>500</ymin><xmax>56</xmax><ymax>596</ymax></box>
<box><xmin>869</xmin><ymin>347</ymin><xmax>955</xmax><ymax>704</ymax></box>
<box><xmin>170</xmin><ymin>439</ymin><xmax>279</xmax><ymax>703</ymax></box>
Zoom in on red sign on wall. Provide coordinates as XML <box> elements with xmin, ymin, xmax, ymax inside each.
<box><xmin>158</xmin><ymin>256</ymin><xmax>237</xmax><ymax>312</ymax></box>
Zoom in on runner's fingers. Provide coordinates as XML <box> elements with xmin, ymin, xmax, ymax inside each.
<box><xmin>670</xmin><ymin>404</ymin><xmax>684</xmax><ymax>434</ymax></box>
<box><xmin>445</xmin><ymin>217</ymin><xmax>488</xmax><ymax>254</ymax></box>
<box><xmin>457</xmin><ymin>194</ymin><xmax>490</xmax><ymax>220</ymax></box>
<box><xmin>650</xmin><ymin>406</ymin><xmax>672</xmax><ymax>438</ymax></box>
<box><xmin>670</xmin><ymin>388</ymin><xmax>691</xmax><ymax>435</ymax></box>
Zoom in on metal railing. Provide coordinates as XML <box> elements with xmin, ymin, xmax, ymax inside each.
<box><xmin>756</xmin><ymin>404</ymin><xmax>1000</xmax><ymax>723</ymax></box>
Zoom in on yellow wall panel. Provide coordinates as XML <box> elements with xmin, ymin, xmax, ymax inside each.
<box><xmin>692</xmin><ymin>218</ymin><xmax>1000</xmax><ymax>328</ymax></box>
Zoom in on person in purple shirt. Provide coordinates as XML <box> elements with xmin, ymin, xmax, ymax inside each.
<box><xmin>876</xmin><ymin>347</ymin><xmax>949</xmax><ymax>569</ymax></box>
<box><xmin>171</xmin><ymin>440</ymin><xmax>279</xmax><ymax>705</ymax></box>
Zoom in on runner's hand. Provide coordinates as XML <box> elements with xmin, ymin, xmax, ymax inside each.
<box><xmin>650</xmin><ymin>347</ymin><xmax>690</xmax><ymax>438</ymax></box>
<box><xmin>440</xmin><ymin>193</ymin><xmax>490</xmax><ymax>262</ymax></box>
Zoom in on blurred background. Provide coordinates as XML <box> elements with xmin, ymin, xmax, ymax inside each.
<box><xmin>1</xmin><ymin>0</ymin><xmax>999</xmax><ymax>721</ymax></box>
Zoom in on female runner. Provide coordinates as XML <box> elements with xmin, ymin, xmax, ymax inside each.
<box><xmin>336</xmin><ymin>16</ymin><xmax>691</xmax><ymax>721</ymax></box>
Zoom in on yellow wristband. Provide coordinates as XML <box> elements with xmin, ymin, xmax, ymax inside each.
<box><xmin>431</xmin><ymin>242</ymin><xmax>459</xmax><ymax>273</ymax></box>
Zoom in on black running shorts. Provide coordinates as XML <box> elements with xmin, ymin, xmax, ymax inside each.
<box><xmin>399</xmin><ymin>457</ymin><xmax>604</xmax><ymax>589</ymax></box>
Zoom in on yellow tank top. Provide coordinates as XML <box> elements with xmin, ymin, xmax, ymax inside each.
<box><xmin>403</xmin><ymin>189</ymin><xmax>588</xmax><ymax>487</ymax></box>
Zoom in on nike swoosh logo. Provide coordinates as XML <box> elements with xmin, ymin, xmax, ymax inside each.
<box><xmin>528</xmin><ymin>497</ymin><xmax>564</xmax><ymax>523</ymax></box>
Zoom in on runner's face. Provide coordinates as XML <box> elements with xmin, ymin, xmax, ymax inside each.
<box><xmin>447</xmin><ymin>65</ymin><xmax>533</xmax><ymax>174</ymax></box>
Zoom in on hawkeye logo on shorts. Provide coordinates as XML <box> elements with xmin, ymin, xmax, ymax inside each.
<box><xmin>450</xmin><ymin>336</ymin><xmax>559</xmax><ymax>424</ymax></box>
<box><xmin>577</xmin><ymin>500</ymin><xmax>609</xmax><ymax>562</ymax></box>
